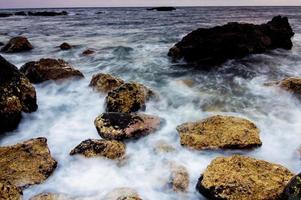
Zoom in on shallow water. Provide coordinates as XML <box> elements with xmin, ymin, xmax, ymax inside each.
<box><xmin>0</xmin><ymin>6</ymin><xmax>301</xmax><ymax>199</ymax></box>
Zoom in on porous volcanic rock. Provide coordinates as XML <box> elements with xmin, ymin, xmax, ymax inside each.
<box><xmin>89</xmin><ymin>73</ymin><xmax>125</xmax><ymax>93</ymax></box>
<box><xmin>283</xmin><ymin>173</ymin><xmax>301</xmax><ymax>200</ymax></box>
<box><xmin>103</xmin><ymin>188</ymin><xmax>142</xmax><ymax>200</ymax></box>
<box><xmin>1</xmin><ymin>36</ymin><xmax>33</xmax><ymax>53</ymax></box>
<box><xmin>279</xmin><ymin>77</ymin><xmax>301</xmax><ymax>99</ymax></box>
<box><xmin>0</xmin><ymin>181</ymin><xmax>22</xmax><ymax>200</ymax></box>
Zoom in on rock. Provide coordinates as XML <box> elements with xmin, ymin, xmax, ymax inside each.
<box><xmin>279</xmin><ymin>77</ymin><xmax>301</xmax><ymax>99</ymax></box>
<box><xmin>0</xmin><ymin>42</ymin><xmax>4</xmax><ymax>46</ymax></box>
<box><xmin>82</xmin><ymin>49</ymin><xmax>95</xmax><ymax>56</ymax></box>
<box><xmin>0</xmin><ymin>138</ymin><xmax>57</xmax><ymax>188</ymax></box>
<box><xmin>0</xmin><ymin>13</ymin><xmax>13</xmax><ymax>17</ymax></box>
<box><xmin>147</xmin><ymin>7</ymin><xmax>176</xmax><ymax>11</ymax></box>
<box><xmin>89</xmin><ymin>73</ymin><xmax>125</xmax><ymax>93</ymax></box>
<box><xmin>28</xmin><ymin>11</ymin><xmax>68</xmax><ymax>16</ymax></box>
<box><xmin>70</xmin><ymin>139</ymin><xmax>126</xmax><ymax>160</ymax></box>
<box><xmin>29</xmin><ymin>193</ymin><xmax>73</xmax><ymax>200</ymax></box>
<box><xmin>154</xmin><ymin>140</ymin><xmax>176</xmax><ymax>154</ymax></box>
<box><xmin>196</xmin><ymin>155</ymin><xmax>294</xmax><ymax>200</ymax></box>
<box><xmin>94</xmin><ymin>112</ymin><xmax>161</xmax><ymax>141</ymax></box>
<box><xmin>105</xmin><ymin>82</ymin><xmax>156</xmax><ymax>113</ymax></box>
<box><xmin>176</xmin><ymin>79</ymin><xmax>195</xmax><ymax>87</ymax></box>
<box><xmin>283</xmin><ymin>173</ymin><xmax>301</xmax><ymax>200</ymax></box>
<box><xmin>168</xmin><ymin>16</ymin><xmax>294</xmax><ymax>67</ymax></box>
<box><xmin>1</xmin><ymin>36</ymin><xmax>33</xmax><ymax>53</ymax></box>
<box><xmin>14</xmin><ymin>11</ymin><xmax>27</xmax><ymax>16</ymax></box>
<box><xmin>0</xmin><ymin>55</ymin><xmax>38</xmax><ymax>134</ymax></box>
<box><xmin>20</xmin><ymin>58</ymin><xmax>84</xmax><ymax>83</ymax></box>
<box><xmin>169</xmin><ymin>163</ymin><xmax>189</xmax><ymax>193</ymax></box>
<box><xmin>59</xmin><ymin>42</ymin><xmax>72</xmax><ymax>50</ymax></box>
<box><xmin>0</xmin><ymin>181</ymin><xmax>22</xmax><ymax>200</ymax></box>
<box><xmin>103</xmin><ymin>188</ymin><xmax>142</xmax><ymax>200</ymax></box>
<box><xmin>176</xmin><ymin>115</ymin><xmax>262</xmax><ymax>150</ymax></box>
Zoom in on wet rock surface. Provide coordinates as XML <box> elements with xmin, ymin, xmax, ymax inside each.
<box><xmin>0</xmin><ymin>138</ymin><xmax>57</xmax><ymax>188</ymax></box>
<box><xmin>89</xmin><ymin>73</ymin><xmax>125</xmax><ymax>93</ymax></box>
<box><xmin>168</xmin><ymin>16</ymin><xmax>294</xmax><ymax>67</ymax></box>
<box><xmin>0</xmin><ymin>13</ymin><xmax>13</xmax><ymax>18</ymax></box>
<box><xmin>82</xmin><ymin>49</ymin><xmax>95</xmax><ymax>55</ymax></box>
<box><xmin>279</xmin><ymin>77</ymin><xmax>301</xmax><ymax>99</ymax></box>
<box><xmin>20</xmin><ymin>58</ymin><xmax>84</xmax><ymax>83</ymax></box>
<box><xmin>1</xmin><ymin>36</ymin><xmax>33</xmax><ymax>53</ymax></box>
<box><xmin>70</xmin><ymin>139</ymin><xmax>126</xmax><ymax>160</ymax></box>
<box><xmin>169</xmin><ymin>163</ymin><xmax>189</xmax><ymax>193</ymax></box>
<box><xmin>196</xmin><ymin>155</ymin><xmax>294</xmax><ymax>200</ymax></box>
<box><xmin>283</xmin><ymin>173</ymin><xmax>301</xmax><ymax>200</ymax></box>
<box><xmin>0</xmin><ymin>181</ymin><xmax>22</xmax><ymax>200</ymax></box>
<box><xmin>28</xmin><ymin>11</ymin><xmax>68</xmax><ymax>16</ymax></box>
<box><xmin>29</xmin><ymin>193</ymin><xmax>73</xmax><ymax>200</ymax></box>
<box><xmin>147</xmin><ymin>7</ymin><xmax>176</xmax><ymax>11</ymax></box>
<box><xmin>59</xmin><ymin>42</ymin><xmax>72</xmax><ymax>50</ymax></box>
<box><xmin>95</xmin><ymin>112</ymin><xmax>161</xmax><ymax>140</ymax></box>
<box><xmin>154</xmin><ymin>140</ymin><xmax>176</xmax><ymax>154</ymax></box>
<box><xmin>0</xmin><ymin>55</ymin><xmax>37</xmax><ymax>134</ymax></box>
<box><xmin>177</xmin><ymin>115</ymin><xmax>262</xmax><ymax>150</ymax></box>
<box><xmin>105</xmin><ymin>82</ymin><xmax>156</xmax><ymax>113</ymax></box>
<box><xmin>103</xmin><ymin>188</ymin><xmax>142</xmax><ymax>200</ymax></box>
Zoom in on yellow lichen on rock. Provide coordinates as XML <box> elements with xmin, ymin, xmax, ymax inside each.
<box><xmin>0</xmin><ymin>181</ymin><xmax>22</xmax><ymax>200</ymax></box>
<box><xmin>279</xmin><ymin>77</ymin><xmax>301</xmax><ymax>99</ymax></box>
<box><xmin>89</xmin><ymin>73</ymin><xmax>125</xmax><ymax>93</ymax></box>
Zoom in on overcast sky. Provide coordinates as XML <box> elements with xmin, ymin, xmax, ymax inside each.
<box><xmin>0</xmin><ymin>0</ymin><xmax>300</xmax><ymax>8</ymax></box>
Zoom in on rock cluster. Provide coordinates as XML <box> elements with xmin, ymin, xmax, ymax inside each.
<box><xmin>1</xmin><ymin>36</ymin><xmax>33</xmax><ymax>53</ymax></box>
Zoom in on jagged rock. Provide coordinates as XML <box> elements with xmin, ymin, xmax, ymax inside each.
<box><xmin>147</xmin><ymin>7</ymin><xmax>176</xmax><ymax>11</ymax></box>
<box><xmin>1</xmin><ymin>36</ymin><xmax>33</xmax><ymax>53</ymax></box>
<box><xmin>0</xmin><ymin>181</ymin><xmax>22</xmax><ymax>200</ymax></box>
<box><xmin>20</xmin><ymin>58</ymin><xmax>84</xmax><ymax>83</ymax></box>
<box><xmin>0</xmin><ymin>55</ymin><xmax>37</xmax><ymax>134</ymax></box>
<box><xmin>89</xmin><ymin>73</ymin><xmax>125</xmax><ymax>93</ymax></box>
<box><xmin>103</xmin><ymin>188</ymin><xmax>142</xmax><ymax>200</ymax></box>
<box><xmin>154</xmin><ymin>140</ymin><xmax>176</xmax><ymax>154</ymax></box>
<box><xmin>168</xmin><ymin>16</ymin><xmax>294</xmax><ymax>67</ymax></box>
<box><xmin>169</xmin><ymin>163</ymin><xmax>189</xmax><ymax>193</ymax></box>
<box><xmin>29</xmin><ymin>193</ymin><xmax>73</xmax><ymax>200</ymax></box>
<box><xmin>0</xmin><ymin>138</ymin><xmax>57</xmax><ymax>188</ymax></box>
<box><xmin>14</xmin><ymin>11</ymin><xmax>27</xmax><ymax>16</ymax></box>
<box><xmin>0</xmin><ymin>13</ymin><xmax>13</xmax><ymax>17</ymax></box>
<box><xmin>82</xmin><ymin>49</ymin><xmax>95</xmax><ymax>55</ymax></box>
<box><xmin>105</xmin><ymin>82</ymin><xmax>156</xmax><ymax>113</ymax></box>
<box><xmin>94</xmin><ymin>112</ymin><xmax>161</xmax><ymax>141</ymax></box>
<box><xmin>59</xmin><ymin>43</ymin><xmax>72</xmax><ymax>50</ymax></box>
<box><xmin>28</xmin><ymin>11</ymin><xmax>68</xmax><ymax>16</ymax></box>
<box><xmin>70</xmin><ymin>139</ymin><xmax>126</xmax><ymax>160</ymax></box>
<box><xmin>196</xmin><ymin>155</ymin><xmax>294</xmax><ymax>200</ymax></box>
<box><xmin>176</xmin><ymin>115</ymin><xmax>262</xmax><ymax>150</ymax></box>
<box><xmin>279</xmin><ymin>77</ymin><xmax>301</xmax><ymax>99</ymax></box>
<box><xmin>283</xmin><ymin>173</ymin><xmax>301</xmax><ymax>200</ymax></box>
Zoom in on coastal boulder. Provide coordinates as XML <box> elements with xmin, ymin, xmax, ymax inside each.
<box><xmin>196</xmin><ymin>155</ymin><xmax>294</xmax><ymax>200</ymax></box>
<box><xmin>105</xmin><ymin>82</ymin><xmax>156</xmax><ymax>113</ymax></box>
<box><xmin>28</xmin><ymin>11</ymin><xmax>68</xmax><ymax>16</ymax></box>
<box><xmin>169</xmin><ymin>163</ymin><xmax>189</xmax><ymax>193</ymax></box>
<box><xmin>89</xmin><ymin>73</ymin><xmax>125</xmax><ymax>93</ymax></box>
<box><xmin>168</xmin><ymin>16</ymin><xmax>294</xmax><ymax>67</ymax></box>
<box><xmin>0</xmin><ymin>13</ymin><xmax>13</xmax><ymax>18</ymax></box>
<box><xmin>0</xmin><ymin>138</ymin><xmax>57</xmax><ymax>188</ymax></box>
<box><xmin>94</xmin><ymin>112</ymin><xmax>161</xmax><ymax>140</ymax></box>
<box><xmin>59</xmin><ymin>42</ymin><xmax>72</xmax><ymax>50</ymax></box>
<box><xmin>20</xmin><ymin>58</ymin><xmax>84</xmax><ymax>83</ymax></box>
<box><xmin>0</xmin><ymin>55</ymin><xmax>37</xmax><ymax>134</ymax></box>
<box><xmin>29</xmin><ymin>193</ymin><xmax>73</xmax><ymax>200</ymax></box>
<box><xmin>103</xmin><ymin>188</ymin><xmax>142</xmax><ymax>200</ymax></box>
<box><xmin>283</xmin><ymin>173</ymin><xmax>301</xmax><ymax>200</ymax></box>
<box><xmin>1</xmin><ymin>36</ymin><xmax>33</xmax><ymax>53</ymax></box>
<box><xmin>176</xmin><ymin>115</ymin><xmax>262</xmax><ymax>150</ymax></box>
<box><xmin>70</xmin><ymin>139</ymin><xmax>126</xmax><ymax>160</ymax></box>
<box><xmin>279</xmin><ymin>77</ymin><xmax>301</xmax><ymax>99</ymax></box>
<box><xmin>0</xmin><ymin>181</ymin><xmax>22</xmax><ymax>200</ymax></box>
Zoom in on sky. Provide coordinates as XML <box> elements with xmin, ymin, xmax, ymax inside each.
<box><xmin>0</xmin><ymin>0</ymin><xmax>300</xmax><ymax>8</ymax></box>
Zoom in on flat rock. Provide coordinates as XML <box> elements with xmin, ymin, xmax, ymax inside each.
<box><xmin>59</xmin><ymin>43</ymin><xmax>72</xmax><ymax>50</ymax></box>
<box><xmin>0</xmin><ymin>55</ymin><xmax>37</xmax><ymax>134</ymax></box>
<box><xmin>279</xmin><ymin>77</ymin><xmax>301</xmax><ymax>99</ymax></box>
<box><xmin>89</xmin><ymin>73</ymin><xmax>125</xmax><ymax>93</ymax></box>
<box><xmin>94</xmin><ymin>112</ymin><xmax>161</xmax><ymax>140</ymax></box>
<box><xmin>70</xmin><ymin>139</ymin><xmax>126</xmax><ymax>160</ymax></box>
<box><xmin>196</xmin><ymin>155</ymin><xmax>294</xmax><ymax>200</ymax></box>
<box><xmin>168</xmin><ymin>16</ymin><xmax>294</xmax><ymax>67</ymax></box>
<box><xmin>169</xmin><ymin>163</ymin><xmax>189</xmax><ymax>193</ymax></box>
<box><xmin>103</xmin><ymin>188</ymin><xmax>142</xmax><ymax>200</ymax></box>
<box><xmin>0</xmin><ymin>138</ymin><xmax>57</xmax><ymax>188</ymax></box>
<box><xmin>29</xmin><ymin>193</ymin><xmax>73</xmax><ymax>200</ymax></box>
<box><xmin>283</xmin><ymin>173</ymin><xmax>301</xmax><ymax>200</ymax></box>
<box><xmin>20</xmin><ymin>58</ymin><xmax>84</xmax><ymax>83</ymax></box>
<box><xmin>176</xmin><ymin>115</ymin><xmax>262</xmax><ymax>150</ymax></box>
<box><xmin>105</xmin><ymin>82</ymin><xmax>156</xmax><ymax>113</ymax></box>
<box><xmin>0</xmin><ymin>181</ymin><xmax>22</xmax><ymax>200</ymax></box>
<box><xmin>1</xmin><ymin>36</ymin><xmax>33</xmax><ymax>53</ymax></box>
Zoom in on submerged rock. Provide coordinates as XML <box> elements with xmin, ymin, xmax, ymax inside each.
<box><xmin>0</xmin><ymin>181</ymin><xmax>22</xmax><ymax>200</ymax></box>
<box><xmin>1</xmin><ymin>36</ymin><xmax>33</xmax><ymax>53</ymax></box>
<box><xmin>176</xmin><ymin>115</ymin><xmax>262</xmax><ymax>150</ymax></box>
<box><xmin>197</xmin><ymin>155</ymin><xmax>294</xmax><ymax>200</ymax></box>
<box><xmin>28</xmin><ymin>11</ymin><xmax>68</xmax><ymax>16</ymax></box>
<box><xmin>283</xmin><ymin>173</ymin><xmax>301</xmax><ymax>200</ymax></box>
<box><xmin>59</xmin><ymin>42</ymin><xmax>72</xmax><ymax>50</ymax></box>
<box><xmin>89</xmin><ymin>73</ymin><xmax>125</xmax><ymax>93</ymax></box>
<box><xmin>0</xmin><ymin>138</ymin><xmax>57</xmax><ymax>188</ymax></box>
<box><xmin>20</xmin><ymin>58</ymin><xmax>84</xmax><ymax>83</ymax></box>
<box><xmin>168</xmin><ymin>16</ymin><xmax>294</xmax><ymax>67</ymax></box>
<box><xmin>103</xmin><ymin>188</ymin><xmax>142</xmax><ymax>200</ymax></box>
<box><xmin>70</xmin><ymin>139</ymin><xmax>126</xmax><ymax>160</ymax></box>
<box><xmin>29</xmin><ymin>193</ymin><xmax>73</xmax><ymax>200</ymax></box>
<box><xmin>169</xmin><ymin>163</ymin><xmax>189</xmax><ymax>193</ymax></box>
<box><xmin>154</xmin><ymin>140</ymin><xmax>176</xmax><ymax>154</ymax></box>
<box><xmin>82</xmin><ymin>49</ymin><xmax>95</xmax><ymax>56</ymax></box>
<box><xmin>147</xmin><ymin>7</ymin><xmax>176</xmax><ymax>11</ymax></box>
<box><xmin>279</xmin><ymin>77</ymin><xmax>301</xmax><ymax>99</ymax></box>
<box><xmin>94</xmin><ymin>112</ymin><xmax>161</xmax><ymax>141</ymax></box>
<box><xmin>0</xmin><ymin>55</ymin><xmax>37</xmax><ymax>134</ymax></box>
<box><xmin>105</xmin><ymin>82</ymin><xmax>156</xmax><ymax>113</ymax></box>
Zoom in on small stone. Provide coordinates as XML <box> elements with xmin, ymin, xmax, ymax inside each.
<box><xmin>89</xmin><ymin>73</ymin><xmax>124</xmax><ymax>93</ymax></box>
<box><xmin>154</xmin><ymin>140</ymin><xmax>176</xmax><ymax>154</ymax></box>
<box><xmin>169</xmin><ymin>163</ymin><xmax>189</xmax><ymax>193</ymax></box>
<box><xmin>1</xmin><ymin>36</ymin><xmax>33</xmax><ymax>53</ymax></box>
<box><xmin>59</xmin><ymin>43</ymin><xmax>72</xmax><ymax>50</ymax></box>
<box><xmin>82</xmin><ymin>49</ymin><xmax>95</xmax><ymax>55</ymax></box>
<box><xmin>103</xmin><ymin>188</ymin><xmax>142</xmax><ymax>200</ymax></box>
<box><xmin>29</xmin><ymin>193</ymin><xmax>73</xmax><ymax>200</ymax></box>
<box><xmin>0</xmin><ymin>181</ymin><xmax>22</xmax><ymax>200</ymax></box>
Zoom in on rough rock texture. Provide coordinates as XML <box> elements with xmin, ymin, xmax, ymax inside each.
<box><xmin>82</xmin><ymin>49</ymin><xmax>95</xmax><ymax>55</ymax></box>
<box><xmin>168</xmin><ymin>16</ymin><xmax>294</xmax><ymax>67</ymax></box>
<box><xmin>59</xmin><ymin>43</ymin><xmax>72</xmax><ymax>50</ymax></box>
<box><xmin>169</xmin><ymin>163</ymin><xmax>189</xmax><ymax>193</ymax></box>
<box><xmin>29</xmin><ymin>193</ymin><xmax>73</xmax><ymax>200</ymax></box>
<box><xmin>103</xmin><ymin>188</ymin><xmax>142</xmax><ymax>200</ymax></box>
<box><xmin>0</xmin><ymin>138</ymin><xmax>57</xmax><ymax>188</ymax></box>
<box><xmin>95</xmin><ymin>112</ymin><xmax>161</xmax><ymax>140</ymax></box>
<box><xmin>0</xmin><ymin>55</ymin><xmax>38</xmax><ymax>134</ymax></box>
<box><xmin>70</xmin><ymin>139</ymin><xmax>126</xmax><ymax>160</ymax></box>
<box><xmin>176</xmin><ymin>115</ymin><xmax>262</xmax><ymax>150</ymax></box>
<box><xmin>0</xmin><ymin>181</ymin><xmax>22</xmax><ymax>200</ymax></box>
<box><xmin>1</xmin><ymin>36</ymin><xmax>33</xmax><ymax>53</ymax></box>
<box><xmin>28</xmin><ymin>11</ymin><xmax>68</xmax><ymax>16</ymax></box>
<box><xmin>20</xmin><ymin>58</ymin><xmax>84</xmax><ymax>83</ymax></box>
<box><xmin>105</xmin><ymin>82</ymin><xmax>156</xmax><ymax>113</ymax></box>
<box><xmin>89</xmin><ymin>73</ymin><xmax>125</xmax><ymax>93</ymax></box>
<box><xmin>279</xmin><ymin>77</ymin><xmax>301</xmax><ymax>99</ymax></box>
<box><xmin>283</xmin><ymin>173</ymin><xmax>301</xmax><ymax>200</ymax></box>
<box><xmin>196</xmin><ymin>155</ymin><xmax>294</xmax><ymax>200</ymax></box>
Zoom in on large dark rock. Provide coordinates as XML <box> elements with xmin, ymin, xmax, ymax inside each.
<box><xmin>0</xmin><ymin>13</ymin><xmax>13</xmax><ymax>17</ymax></box>
<box><xmin>168</xmin><ymin>16</ymin><xmax>294</xmax><ymax>67</ymax></box>
<box><xmin>283</xmin><ymin>173</ymin><xmax>301</xmax><ymax>200</ymax></box>
<box><xmin>20</xmin><ymin>58</ymin><xmax>84</xmax><ymax>83</ymax></box>
<box><xmin>0</xmin><ymin>55</ymin><xmax>38</xmax><ymax>134</ymax></box>
<box><xmin>59</xmin><ymin>42</ymin><xmax>72</xmax><ymax>50</ymax></box>
<box><xmin>1</xmin><ymin>36</ymin><xmax>33</xmax><ymax>53</ymax></box>
<box><xmin>28</xmin><ymin>11</ymin><xmax>68</xmax><ymax>16</ymax></box>
<box><xmin>147</xmin><ymin>7</ymin><xmax>176</xmax><ymax>11</ymax></box>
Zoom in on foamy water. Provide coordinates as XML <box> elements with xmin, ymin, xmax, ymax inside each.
<box><xmin>0</xmin><ymin>6</ymin><xmax>301</xmax><ymax>199</ymax></box>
